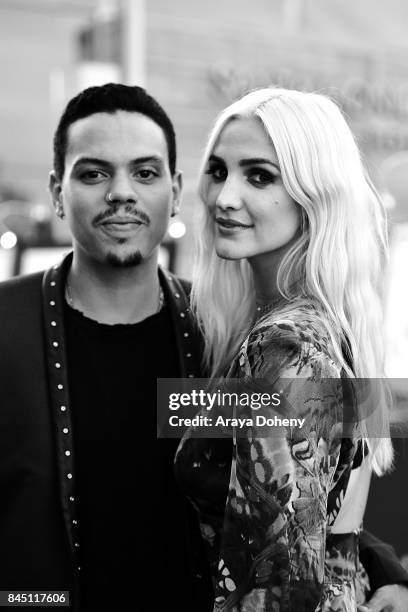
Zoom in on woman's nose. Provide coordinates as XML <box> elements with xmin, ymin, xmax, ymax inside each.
<box><xmin>215</xmin><ymin>178</ymin><xmax>243</xmax><ymax>211</ymax></box>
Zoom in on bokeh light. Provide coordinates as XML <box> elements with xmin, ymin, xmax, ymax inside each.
<box><xmin>0</xmin><ymin>231</ymin><xmax>17</xmax><ymax>250</ymax></box>
<box><xmin>168</xmin><ymin>220</ymin><xmax>186</xmax><ymax>239</ymax></box>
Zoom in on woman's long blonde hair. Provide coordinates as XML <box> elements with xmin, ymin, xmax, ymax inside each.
<box><xmin>192</xmin><ymin>87</ymin><xmax>393</xmax><ymax>474</ymax></box>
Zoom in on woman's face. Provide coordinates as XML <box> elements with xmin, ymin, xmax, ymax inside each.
<box><xmin>205</xmin><ymin>116</ymin><xmax>301</xmax><ymax>263</ymax></box>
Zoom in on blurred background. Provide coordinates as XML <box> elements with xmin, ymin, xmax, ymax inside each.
<box><xmin>0</xmin><ymin>0</ymin><xmax>407</xmax><ymax>557</ymax></box>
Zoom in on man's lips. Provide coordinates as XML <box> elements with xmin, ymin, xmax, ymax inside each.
<box><xmin>99</xmin><ymin>217</ymin><xmax>146</xmax><ymax>226</ymax></box>
<box><xmin>97</xmin><ymin>217</ymin><xmax>147</xmax><ymax>236</ymax></box>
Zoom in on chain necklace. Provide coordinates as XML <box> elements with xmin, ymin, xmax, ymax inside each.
<box><xmin>65</xmin><ymin>282</ymin><xmax>165</xmax><ymax>315</ymax></box>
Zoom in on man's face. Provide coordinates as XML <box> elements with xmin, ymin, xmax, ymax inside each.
<box><xmin>50</xmin><ymin>110</ymin><xmax>181</xmax><ymax>268</ymax></box>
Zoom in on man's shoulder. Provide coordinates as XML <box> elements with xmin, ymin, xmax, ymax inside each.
<box><xmin>0</xmin><ymin>271</ymin><xmax>46</xmax><ymax>341</ymax></box>
<box><xmin>161</xmin><ymin>268</ymin><xmax>191</xmax><ymax>296</ymax></box>
<box><xmin>0</xmin><ymin>271</ymin><xmax>44</xmax><ymax>307</ymax></box>
<box><xmin>174</xmin><ymin>275</ymin><xmax>191</xmax><ymax>296</ymax></box>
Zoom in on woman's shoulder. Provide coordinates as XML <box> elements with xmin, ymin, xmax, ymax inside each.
<box><xmin>245</xmin><ymin>303</ymin><xmax>341</xmax><ymax>380</ymax></box>
<box><xmin>242</xmin><ymin>305</ymin><xmax>347</xmax><ymax>439</ymax></box>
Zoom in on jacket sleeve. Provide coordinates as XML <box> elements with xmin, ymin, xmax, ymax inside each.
<box><xmin>359</xmin><ymin>530</ymin><xmax>408</xmax><ymax>591</ymax></box>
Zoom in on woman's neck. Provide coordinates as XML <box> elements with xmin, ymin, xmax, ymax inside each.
<box><xmin>248</xmin><ymin>233</ymin><xmax>302</xmax><ymax>305</ymax></box>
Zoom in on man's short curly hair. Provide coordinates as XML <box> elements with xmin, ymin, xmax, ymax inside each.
<box><xmin>53</xmin><ymin>83</ymin><xmax>177</xmax><ymax>179</ymax></box>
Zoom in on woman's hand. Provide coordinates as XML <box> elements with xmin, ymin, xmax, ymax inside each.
<box><xmin>358</xmin><ymin>583</ymin><xmax>408</xmax><ymax>611</ymax></box>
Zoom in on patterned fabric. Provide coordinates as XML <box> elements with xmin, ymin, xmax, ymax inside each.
<box><xmin>175</xmin><ymin>310</ymin><xmax>370</xmax><ymax>611</ymax></box>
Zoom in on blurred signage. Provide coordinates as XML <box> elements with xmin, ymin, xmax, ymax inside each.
<box><xmin>208</xmin><ymin>64</ymin><xmax>408</xmax><ymax>152</ymax></box>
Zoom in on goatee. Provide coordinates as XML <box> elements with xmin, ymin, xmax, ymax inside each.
<box><xmin>105</xmin><ymin>250</ymin><xmax>143</xmax><ymax>268</ymax></box>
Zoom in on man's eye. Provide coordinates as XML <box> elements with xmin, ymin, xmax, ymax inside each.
<box><xmin>136</xmin><ymin>168</ymin><xmax>158</xmax><ymax>180</ymax></box>
<box><xmin>80</xmin><ymin>170</ymin><xmax>106</xmax><ymax>181</ymax></box>
<box><xmin>205</xmin><ymin>165</ymin><xmax>227</xmax><ymax>182</ymax></box>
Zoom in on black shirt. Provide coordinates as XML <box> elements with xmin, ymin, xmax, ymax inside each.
<box><xmin>64</xmin><ymin>302</ymin><xmax>200</xmax><ymax>610</ymax></box>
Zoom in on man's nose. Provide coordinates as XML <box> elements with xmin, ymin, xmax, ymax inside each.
<box><xmin>107</xmin><ymin>171</ymin><xmax>137</xmax><ymax>204</ymax></box>
<box><xmin>215</xmin><ymin>177</ymin><xmax>243</xmax><ymax>212</ymax></box>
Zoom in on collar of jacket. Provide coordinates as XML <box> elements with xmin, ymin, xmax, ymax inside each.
<box><xmin>41</xmin><ymin>251</ymin><xmax>202</xmax><ymax>569</ymax></box>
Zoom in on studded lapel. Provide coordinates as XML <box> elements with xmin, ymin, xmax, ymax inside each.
<box><xmin>41</xmin><ymin>253</ymin><xmax>203</xmax><ymax>573</ymax></box>
<box><xmin>42</xmin><ymin>253</ymin><xmax>80</xmax><ymax>569</ymax></box>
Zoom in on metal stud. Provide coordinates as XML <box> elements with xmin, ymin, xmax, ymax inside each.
<box><xmin>50</xmin><ymin>281</ymin><xmax>56</xmax><ymax>287</ymax></box>
<box><xmin>180</xmin><ymin>313</ymin><xmax>185</xmax><ymax>318</ymax></box>
<box><xmin>67</xmin><ymin>473</ymin><xmax>72</xmax><ymax>479</ymax></box>
<box><xmin>50</xmin><ymin>301</ymin><xmax>56</xmax><ymax>306</ymax></box>
<box><xmin>73</xmin><ymin>520</ymin><xmax>78</xmax><ymax>525</ymax></box>
<box><xmin>69</xmin><ymin>496</ymin><xmax>75</xmax><ymax>502</ymax></box>
<box><xmin>65</xmin><ymin>450</ymin><xmax>71</xmax><ymax>456</ymax></box>
<box><xmin>60</xmin><ymin>405</ymin><xmax>66</xmax><ymax>412</ymax></box>
<box><xmin>74</xmin><ymin>542</ymin><xmax>80</xmax><ymax>548</ymax></box>
<box><xmin>184</xmin><ymin>332</ymin><xmax>189</xmax><ymax>338</ymax></box>
<box><xmin>175</xmin><ymin>293</ymin><xmax>180</xmax><ymax>298</ymax></box>
<box><xmin>188</xmin><ymin>374</ymin><xmax>195</xmax><ymax>378</ymax></box>
<box><xmin>53</xmin><ymin>341</ymin><xmax>59</xmax><ymax>348</ymax></box>
<box><xmin>58</xmin><ymin>384</ymin><xmax>63</xmax><ymax>390</ymax></box>
<box><xmin>186</xmin><ymin>353</ymin><xmax>192</xmax><ymax>358</ymax></box>
<box><xmin>55</xmin><ymin>362</ymin><xmax>61</xmax><ymax>368</ymax></box>
<box><xmin>51</xmin><ymin>321</ymin><xmax>57</xmax><ymax>327</ymax></box>
<box><xmin>63</xmin><ymin>427</ymin><xmax>69</xmax><ymax>434</ymax></box>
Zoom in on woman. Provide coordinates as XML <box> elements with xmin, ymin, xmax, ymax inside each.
<box><xmin>175</xmin><ymin>88</ymin><xmax>393</xmax><ymax>611</ymax></box>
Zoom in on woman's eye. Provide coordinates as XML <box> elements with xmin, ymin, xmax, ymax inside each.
<box><xmin>248</xmin><ymin>169</ymin><xmax>276</xmax><ymax>186</ymax></box>
<box><xmin>205</xmin><ymin>165</ymin><xmax>227</xmax><ymax>181</ymax></box>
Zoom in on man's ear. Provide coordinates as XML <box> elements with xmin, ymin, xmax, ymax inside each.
<box><xmin>171</xmin><ymin>170</ymin><xmax>183</xmax><ymax>217</ymax></box>
<box><xmin>48</xmin><ymin>171</ymin><xmax>65</xmax><ymax>219</ymax></box>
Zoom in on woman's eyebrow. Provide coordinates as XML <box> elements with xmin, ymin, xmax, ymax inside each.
<box><xmin>239</xmin><ymin>158</ymin><xmax>280</xmax><ymax>171</ymax></box>
<box><xmin>208</xmin><ymin>154</ymin><xmax>280</xmax><ymax>172</ymax></box>
<box><xmin>208</xmin><ymin>154</ymin><xmax>225</xmax><ymax>164</ymax></box>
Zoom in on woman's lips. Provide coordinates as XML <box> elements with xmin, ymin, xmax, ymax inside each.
<box><xmin>215</xmin><ymin>217</ymin><xmax>254</xmax><ymax>234</ymax></box>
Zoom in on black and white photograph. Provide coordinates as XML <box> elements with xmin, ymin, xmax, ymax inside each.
<box><xmin>0</xmin><ymin>1</ymin><xmax>408</xmax><ymax>610</ymax></box>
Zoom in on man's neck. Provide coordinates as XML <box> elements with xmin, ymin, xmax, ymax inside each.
<box><xmin>67</xmin><ymin>251</ymin><xmax>161</xmax><ymax>325</ymax></box>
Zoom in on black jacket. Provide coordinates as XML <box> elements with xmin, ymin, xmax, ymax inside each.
<box><xmin>0</xmin><ymin>253</ymin><xmax>209</xmax><ymax>611</ymax></box>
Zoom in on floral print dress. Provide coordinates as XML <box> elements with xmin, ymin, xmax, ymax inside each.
<box><xmin>175</xmin><ymin>312</ymin><xmax>370</xmax><ymax>611</ymax></box>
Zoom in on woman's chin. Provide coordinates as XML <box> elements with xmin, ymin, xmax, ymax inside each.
<box><xmin>215</xmin><ymin>244</ymin><xmax>244</xmax><ymax>261</ymax></box>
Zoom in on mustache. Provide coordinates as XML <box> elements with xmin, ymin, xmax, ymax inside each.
<box><xmin>93</xmin><ymin>205</ymin><xmax>151</xmax><ymax>226</ymax></box>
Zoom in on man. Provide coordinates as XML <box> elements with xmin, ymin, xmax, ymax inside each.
<box><xmin>0</xmin><ymin>84</ymin><xmax>209</xmax><ymax>611</ymax></box>
<box><xmin>0</xmin><ymin>83</ymin><xmax>406</xmax><ymax>611</ymax></box>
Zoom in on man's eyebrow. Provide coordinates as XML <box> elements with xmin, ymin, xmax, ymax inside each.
<box><xmin>72</xmin><ymin>155</ymin><xmax>165</xmax><ymax>169</ymax></box>
<box><xmin>72</xmin><ymin>157</ymin><xmax>111</xmax><ymax>169</ymax></box>
<box><xmin>129</xmin><ymin>155</ymin><xmax>165</xmax><ymax>166</ymax></box>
